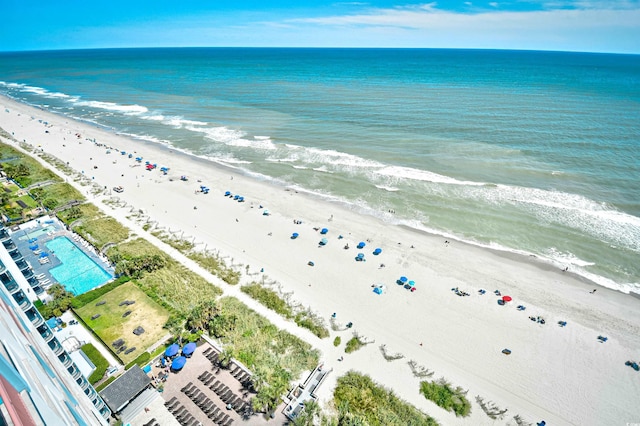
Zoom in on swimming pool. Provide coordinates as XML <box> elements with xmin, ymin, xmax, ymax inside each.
<box><xmin>45</xmin><ymin>237</ymin><xmax>113</xmax><ymax>295</ymax></box>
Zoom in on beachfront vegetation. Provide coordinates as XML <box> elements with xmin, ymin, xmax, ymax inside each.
<box><xmin>36</xmin><ymin>284</ymin><xmax>74</xmax><ymax>318</ymax></box>
<box><xmin>75</xmin><ymin>281</ymin><xmax>170</xmax><ymax>363</ymax></box>
<box><xmin>0</xmin><ymin>141</ymin><xmax>58</xmax><ymax>187</ymax></box>
<box><xmin>379</xmin><ymin>344</ymin><xmax>405</xmax><ymax>361</ymax></box>
<box><xmin>333</xmin><ymin>371</ymin><xmax>438</xmax><ymax>426</ymax></box>
<box><xmin>344</xmin><ymin>336</ymin><xmax>365</xmax><ymax>354</ymax></box>
<box><xmin>30</xmin><ymin>182</ymin><xmax>83</xmax><ymax>211</ymax></box>
<box><xmin>241</xmin><ymin>282</ymin><xmax>329</xmax><ymax>338</ymax></box>
<box><xmin>58</xmin><ymin>203</ymin><xmax>130</xmax><ymax>249</ymax></box>
<box><xmin>420</xmin><ymin>379</ymin><xmax>471</xmax><ymax>417</ymax></box>
<box><xmin>408</xmin><ymin>360</ymin><xmax>435</xmax><ymax>379</ymax></box>
<box><xmin>108</xmin><ymin>239</ymin><xmax>222</xmax><ymax>313</ymax></box>
<box><xmin>475</xmin><ymin>395</ymin><xmax>509</xmax><ymax>420</ymax></box>
<box><xmin>214</xmin><ymin>297</ymin><xmax>320</xmax><ymax>413</ymax></box>
<box><xmin>81</xmin><ymin>343</ymin><xmax>109</xmax><ymax>385</ymax></box>
<box><xmin>72</xmin><ymin>276</ymin><xmax>130</xmax><ymax>308</ymax></box>
<box><xmin>333</xmin><ymin>336</ymin><xmax>341</xmax><ymax>347</ymax></box>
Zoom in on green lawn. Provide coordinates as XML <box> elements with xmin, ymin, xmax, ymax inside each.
<box><xmin>17</xmin><ymin>194</ymin><xmax>38</xmax><ymax>208</ymax></box>
<box><xmin>75</xmin><ymin>281</ymin><xmax>170</xmax><ymax>363</ymax></box>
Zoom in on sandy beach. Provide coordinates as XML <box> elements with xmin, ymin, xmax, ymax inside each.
<box><xmin>2</xmin><ymin>95</ymin><xmax>639</xmax><ymax>425</ymax></box>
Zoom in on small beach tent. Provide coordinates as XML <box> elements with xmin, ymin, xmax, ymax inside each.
<box><xmin>164</xmin><ymin>343</ymin><xmax>179</xmax><ymax>358</ymax></box>
<box><xmin>399</xmin><ymin>276</ymin><xmax>408</xmax><ymax>283</ymax></box>
<box><xmin>408</xmin><ymin>280</ymin><xmax>415</xmax><ymax>287</ymax></box>
<box><xmin>502</xmin><ymin>295</ymin><xmax>512</xmax><ymax>302</ymax></box>
<box><xmin>357</xmin><ymin>242</ymin><xmax>366</xmax><ymax>249</ymax></box>
<box><xmin>135</xmin><ymin>157</ymin><xmax>142</xmax><ymax>162</ymax></box>
<box><xmin>373</xmin><ymin>248</ymin><xmax>382</xmax><ymax>255</ymax></box>
<box><xmin>319</xmin><ymin>238</ymin><xmax>328</xmax><ymax>246</ymax></box>
<box><xmin>373</xmin><ymin>287</ymin><xmax>383</xmax><ymax>295</ymax></box>
<box><xmin>263</xmin><ymin>210</ymin><xmax>270</xmax><ymax>216</ymax></box>
<box><xmin>224</xmin><ymin>191</ymin><xmax>231</xmax><ymax>196</ymax></box>
<box><xmin>320</xmin><ymin>228</ymin><xmax>328</xmax><ymax>235</ymax></box>
<box><xmin>182</xmin><ymin>342</ymin><xmax>197</xmax><ymax>357</ymax></box>
<box><xmin>291</xmin><ymin>233</ymin><xmax>299</xmax><ymax>239</ymax></box>
<box><xmin>121</xmin><ymin>151</ymin><xmax>126</xmax><ymax>155</ymax></box>
<box><xmin>171</xmin><ymin>356</ymin><xmax>187</xmax><ymax>371</ymax></box>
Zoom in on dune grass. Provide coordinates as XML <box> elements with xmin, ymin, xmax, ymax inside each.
<box><xmin>215</xmin><ymin>296</ymin><xmax>320</xmax><ymax>412</ymax></box>
<box><xmin>58</xmin><ymin>203</ymin><xmax>130</xmax><ymax>249</ymax></box>
<box><xmin>75</xmin><ymin>281</ymin><xmax>170</xmax><ymax>364</ymax></box>
<box><xmin>0</xmin><ymin>141</ymin><xmax>58</xmax><ymax>187</ymax></box>
<box><xmin>334</xmin><ymin>371</ymin><xmax>439</xmax><ymax>426</ymax></box>
<box><xmin>345</xmin><ymin>336</ymin><xmax>364</xmax><ymax>353</ymax></box>
<box><xmin>420</xmin><ymin>378</ymin><xmax>471</xmax><ymax>417</ymax></box>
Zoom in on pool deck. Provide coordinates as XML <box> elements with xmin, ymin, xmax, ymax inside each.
<box><xmin>9</xmin><ymin>215</ymin><xmax>115</xmax><ymax>299</ymax></box>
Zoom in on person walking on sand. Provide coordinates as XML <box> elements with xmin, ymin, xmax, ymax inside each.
<box><xmin>590</xmin><ymin>289</ymin><xmax>596</xmax><ymax>294</ymax></box>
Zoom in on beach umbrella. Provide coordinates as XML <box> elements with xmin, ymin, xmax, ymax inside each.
<box><xmin>28</xmin><ymin>238</ymin><xmax>37</xmax><ymax>243</ymax></box>
<box><xmin>29</xmin><ymin>244</ymin><xmax>38</xmax><ymax>250</ymax></box>
<box><xmin>320</xmin><ymin>238</ymin><xmax>328</xmax><ymax>245</ymax></box>
<box><xmin>320</xmin><ymin>228</ymin><xmax>328</xmax><ymax>235</ymax></box>
<box><xmin>502</xmin><ymin>295</ymin><xmax>512</xmax><ymax>302</ymax></box>
<box><xmin>291</xmin><ymin>233</ymin><xmax>299</xmax><ymax>239</ymax></box>
<box><xmin>373</xmin><ymin>248</ymin><xmax>382</xmax><ymax>255</ymax></box>
<box><xmin>408</xmin><ymin>280</ymin><xmax>416</xmax><ymax>287</ymax></box>
<box><xmin>39</xmin><ymin>252</ymin><xmax>49</xmax><ymax>258</ymax></box>
<box><xmin>224</xmin><ymin>191</ymin><xmax>231</xmax><ymax>196</ymax></box>
<box><xmin>263</xmin><ymin>210</ymin><xmax>270</xmax><ymax>216</ymax></box>
<box><xmin>357</xmin><ymin>242</ymin><xmax>366</xmax><ymax>249</ymax></box>
<box><xmin>171</xmin><ymin>356</ymin><xmax>187</xmax><ymax>371</ymax></box>
<box><xmin>182</xmin><ymin>342</ymin><xmax>197</xmax><ymax>356</ymax></box>
<box><xmin>164</xmin><ymin>343</ymin><xmax>179</xmax><ymax>357</ymax></box>
<box><xmin>121</xmin><ymin>151</ymin><xmax>126</xmax><ymax>155</ymax></box>
<box><xmin>400</xmin><ymin>276</ymin><xmax>408</xmax><ymax>283</ymax></box>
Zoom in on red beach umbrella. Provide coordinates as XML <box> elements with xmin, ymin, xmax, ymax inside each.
<box><xmin>502</xmin><ymin>295</ymin><xmax>512</xmax><ymax>302</ymax></box>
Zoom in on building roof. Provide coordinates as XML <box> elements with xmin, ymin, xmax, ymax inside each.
<box><xmin>99</xmin><ymin>365</ymin><xmax>151</xmax><ymax>413</ymax></box>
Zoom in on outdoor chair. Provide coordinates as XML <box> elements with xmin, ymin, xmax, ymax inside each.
<box><xmin>208</xmin><ymin>410</ymin><xmax>220</xmax><ymax>420</ymax></box>
<box><xmin>170</xmin><ymin>404</ymin><xmax>183</xmax><ymax>413</ymax></box>
<box><xmin>226</xmin><ymin>395</ymin><xmax>237</xmax><ymax>405</ymax></box>
<box><xmin>172</xmin><ymin>406</ymin><xmax>185</xmax><ymax>416</ymax></box>
<box><xmin>203</xmin><ymin>347</ymin><xmax>212</xmax><ymax>356</ymax></box>
<box><xmin>165</xmin><ymin>396</ymin><xmax>177</xmax><ymax>406</ymax></box>
<box><xmin>198</xmin><ymin>371</ymin><xmax>209</xmax><ymax>380</ymax></box>
<box><xmin>204</xmin><ymin>376</ymin><xmax>215</xmax><ymax>385</ymax></box>
<box><xmin>218</xmin><ymin>414</ymin><xmax>230</xmax><ymax>425</ymax></box>
<box><xmin>224</xmin><ymin>418</ymin><xmax>234</xmax><ymax>426</ymax></box>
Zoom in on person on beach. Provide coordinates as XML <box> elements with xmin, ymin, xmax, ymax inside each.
<box><xmin>590</xmin><ymin>289</ymin><xmax>596</xmax><ymax>294</ymax></box>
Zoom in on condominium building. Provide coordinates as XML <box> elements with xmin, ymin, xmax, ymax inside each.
<box><xmin>0</xmin><ymin>225</ymin><xmax>111</xmax><ymax>424</ymax></box>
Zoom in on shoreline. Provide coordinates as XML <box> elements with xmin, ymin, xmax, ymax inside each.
<box><xmin>2</xmin><ymin>94</ymin><xmax>640</xmax><ymax>425</ymax></box>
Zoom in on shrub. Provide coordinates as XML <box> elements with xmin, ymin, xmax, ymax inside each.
<box><xmin>71</xmin><ymin>276</ymin><xmax>130</xmax><ymax>308</ymax></box>
<box><xmin>241</xmin><ymin>283</ymin><xmax>292</xmax><ymax>318</ymax></box>
<box><xmin>95</xmin><ymin>376</ymin><xmax>117</xmax><ymax>392</ymax></box>
<box><xmin>420</xmin><ymin>379</ymin><xmax>471</xmax><ymax>417</ymax></box>
<box><xmin>125</xmin><ymin>352</ymin><xmax>151</xmax><ymax>370</ymax></box>
<box><xmin>334</xmin><ymin>371</ymin><xmax>438</xmax><ymax>425</ymax></box>
<box><xmin>333</xmin><ymin>336</ymin><xmax>341</xmax><ymax>347</ymax></box>
<box><xmin>81</xmin><ymin>343</ymin><xmax>110</xmax><ymax>385</ymax></box>
<box><xmin>345</xmin><ymin>337</ymin><xmax>364</xmax><ymax>354</ymax></box>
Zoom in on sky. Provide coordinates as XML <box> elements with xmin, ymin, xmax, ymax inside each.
<box><xmin>2</xmin><ymin>0</ymin><xmax>639</xmax><ymax>53</ymax></box>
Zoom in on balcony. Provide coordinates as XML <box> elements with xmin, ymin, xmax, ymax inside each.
<box><xmin>9</xmin><ymin>249</ymin><xmax>22</xmax><ymax>262</ymax></box>
<box><xmin>38</xmin><ymin>327</ymin><xmax>54</xmax><ymax>342</ymax></box>
<box><xmin>33</xmin><ymin>286</ymin><xmax>44</xmax><ymax>295</ymax></box>
<box><xmin>48</xmin><ymin>339</ymin><xmax>64</xmax><ymax>356</ymax></box>
<box><xmin>16</xmin><ymin>261</ymin><xmax>29</xmax><ymax>272</ymax></box>
<box><xmin>59</xmin><ymin>353</ymin><xmax>73</xmax><ymax>368</ymax></box>
<box><xmin>18</xmin><ymin>298</ymin><xmax>31</xmax><ymax>311</ymax></box>
<box><xmin>0</xmin><ymin>229</ymin><xmax>11</xmax><ymax>242</ymax></box>
<box><xmin>3</xmin><ymin>241</ymin><xmax>16</xmax><ymax>251</ymax></box>
<box><xmin>78</xmin><ymin>378</ymin><xmax>90</xmax><ymax>391</ymax></box>
<box><xmin>26</xmin><ymin>309</ymin><xmax>44</xmax><ymax>327</ymax></box>
<box><xmin>68</xmin><ymin>367</ymin><xmax>82</xmax><ymax>380</ymax></box>
<box><xmin>4</xmin><ymin>280</ymin><xmax>19</xmax><ymax>293</ymax></box>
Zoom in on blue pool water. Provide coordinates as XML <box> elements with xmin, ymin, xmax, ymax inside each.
<box><xmin>45</xmin><ymin>237</ymin><xmax>113</xmax><ymax>295</ymax></box>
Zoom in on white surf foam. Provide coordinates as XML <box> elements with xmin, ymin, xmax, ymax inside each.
<box><xmin>74</xmin><ymin>100</ymin><xmax>148</xmax><ymax>115</ymax></box>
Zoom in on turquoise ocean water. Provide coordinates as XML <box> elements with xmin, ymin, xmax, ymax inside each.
<box><xmin>0</xmin><ymin>48</ymin><xmax>638</xmax><ymax>293</ymax></box>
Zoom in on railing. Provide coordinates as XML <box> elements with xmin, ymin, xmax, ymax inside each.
<box><xmin>39</xmin><ymin>328</ymin><xmax>54</xmax><ymax>341</ymax></box>
<box><xmin>28</xmin><ymin>313</ymin><xmax>44</xmax><ymax>328</ymax></box>
<box><xmin>69</xmin><ymin>367</ymin><xmax>82</xmax><ymax>380</ymax></box>
<box><xmin>48</xmin><ymin>339</ymin><xmax>64</xmax><ymax>355</ymax></box>
<box><xmin>3</xmin><ymin>241</ymin><xmax>17</xmax><ymax>251</ymax></box>
<box><xmin>10</xmin><ymin>250</ymin><xmax>22</xmax><ymax>261</ymax></box>
<box><xmin>4</xmin><ymin>281</ymin><xmax>19</xmax><ymax>293</ymax></box>
<box><xmin>59</xmin><ymin>353</ymin><xmax>73</xmax><ymax>368</ymax></box>
<box><xmin>0</xmin><ymin>230</ymin><xmax>11</xmax><ymax>242</ymax></box>
<box><xmin>16</xmin><ymin>261</ymin><xmax>29</xmax><ymax>271</ymax></box>
<box><xmin>18</xmin><ymin>298</ymin><xmax>31</xmax><ymax>311</ymax></box>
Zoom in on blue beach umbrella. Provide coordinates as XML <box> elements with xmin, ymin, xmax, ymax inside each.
<box><xmin>320</xmin><ymin>228</ymin><xmax>328</xmax><ymax>235</ymax></box>
<box><xmin>408</xmin><ymin>280</ymin><xmax>416</xmax><ymax>287</ymax></box>
<box><xmin>39</xmin><ymin>252</ymin><xmax>49</xmax><ymax>258</ymax></box>
<box><xmin>373</xmin><ymin>248</ymin><xmax>382</xmax><ymax>255</ymax></box>
<box><xmin>164</xmin><ymin>343</ymin><xmax>179</xmax><ymax>357</ymax></box>
<box><xmin>357</xmin><ymin>242</ymin><xmax>366</xmax><ymax>249</ymax></box>
<box><xmin>182</xmin><ymin>342</ymin><xmax>197</xmax><ymax>357</ymax></box>
<box><xmin>224</xmin><ymin>191</ymin><xmax>231</xmax><ymax>196</ymax></box>
<box><xmin>291</xmin><ymin>233</ymin><xmax>299</xmax><ymax>239</ymax></box>
<box><xmin>400</xmin><ymin>276</ymin><xmax>408</xmax><ymax>283</ymax></box>
<box><xmin>171</xmin><ymin>356</ymin><xmax>187</xmax><ymax>371</ymax></box>
<box><xmin>29</xmin><ymin>244</ymin><xmax>38</xmax><ymax>250</ymax></box>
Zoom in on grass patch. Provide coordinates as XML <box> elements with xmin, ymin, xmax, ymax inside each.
<box><xmin>420</xmin><ymin>379</ymin><xmax>471</xmax><ymax>417</ymax></box>
<box><xmin>75</xmin><ymin>281</ymin><xmax>170</xmax><ymax>364</ymax></box>
<box><xmin>186</xmin><ymin>250</ymin><xmax>241</xmax><ymax>285</ymax></box>
<box><xmin>124</xmin><ymin>352</ymin><xmax>151</xmax><ymax>370</ymax></box>
<box><xmin>0</xmin><ymin>141</ymin><xmax>58</xmax><ymax>187</ymax></box>
<box><xmin>58</xmin><ymin>203</ymin><xmax>129</xmax><ymax>249</ymax></box>
<box><xmin>241</xmin><ymin>282</ymin><xmax>329</xmax><ymax>339</ymax></box>
<box><xmin>345</xmin><ymin>336</ymin><xmax>364</xmax><ymax>354</ymax></box>
<box><xmin>30</xmin><ymin>182</ymin><xmax>84</xmax><ymax>211</ymax></box>
<box><xmin>95</xmin><ymin>376</ymin><xmax>117</xmax><ymax>392</ymax></box>
<box><xmin>81</xmin><ymin>343</ymin><xmax>110</xmax><ymax>385</ymax></box>
<box><xmin>216</xmin><ymin>297</ymin><xmax>320</xmax><ymax>412</ymax></box>
<box><xmin>72</xmin><ymin>276</ymin><xmax>130</xmax><ymax>308</ymax></box>
<box><xmin>108</xmin><ymin>239</ymin><xmax>222</xmax><ymax>313</ymax></box>
<box><xmin>334</xmin><ymin>371</ymin><xmax>438</xmax><ymax>426</ymax></box>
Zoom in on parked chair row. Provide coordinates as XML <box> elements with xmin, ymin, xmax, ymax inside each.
<box><xmin>181</xmin><ymin>383</ymin><xmax>233</xmax><ymax>426</ymax></box>
<box><xmin>143</xmin><ymin>418</ymin><xmax>159</xmax><ymax>426</ymax></box>
<box><xmin>164</xmin><ymin>397</ymin><xmax>198</xmax><ymax>426</ymax></box>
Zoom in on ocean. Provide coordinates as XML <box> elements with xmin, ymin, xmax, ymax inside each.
<box><xmin>0</xmin><ymin>48</ymin><xmax>638</xmax><ymax>294</ymax></box>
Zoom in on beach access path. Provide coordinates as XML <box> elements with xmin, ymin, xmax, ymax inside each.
<box><xmin>2</xmin><ymin>95</ymin><xmax>639</xmax><ymax>426</ymax></box>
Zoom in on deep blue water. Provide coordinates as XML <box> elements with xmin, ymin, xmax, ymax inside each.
<box><xmin>1</xmin><ymin>48</ymin><xmax>639</xmax><ymax>293</ymax></box>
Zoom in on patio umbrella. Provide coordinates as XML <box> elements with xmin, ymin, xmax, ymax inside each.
<box><xmin>182</xmin><ymin>342</ymin><xmax>197</xmax><ymax>356</ymax></box>
<box><xmin>502</xmin><ymin>295</ymin><xmax>513</xmax><ymax>302</ymax></box>
<box><xmin>39</xmin><ymin>252</ymin><xmax>49</xmax><ymax>258</ymax></box>
<box><xmin>408</xmin><ymin>280</ymin><xmax>416</xmax><ymax>287</ymax></box>
<box><xmin>171</xmin><ymin>356</ymin><xmax>187</xmax><ymax>371</ymax></box>
<box><xmin>29</xmin><ymin>244</ymin><xmax>38</xmax><ymax>250</ymax></box>
<box><xmin>291</xmin><ymin>233</ymin><xmax>299</xmax><ymax>239</ymax></box>
<box><xmin>28</xmin><ymin>238</ymin><xmax>37</xmax><ymax>243</ymax></box>
<box><xmin>164</xmin><ymin>343</ymin><xmax>179</xmax><ymax>357</ymax></box>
